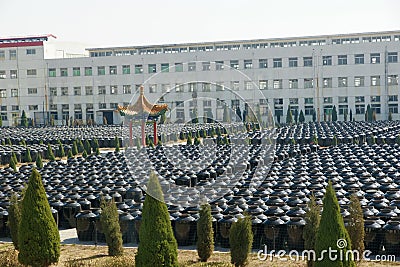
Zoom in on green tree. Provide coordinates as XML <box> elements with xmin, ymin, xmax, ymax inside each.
<box><xmin>135</xmin><ymin>171</ymin><xmax>178</xmax><ymax>267</ymax></box>
<box><xmin>47</xmin><ymin>144</ymin><xmax>55</xmax><ymax>161</ymax></box>
<box><xmin>230</xmin><ymin>215</ymin><xmax>253</xmax><ymax>267</ymax></box>
<box><xmin>18</xmin><ymin>168</ymin><xmax>60</xmax><ymax>267</ymax></box>
<box><xmin>236</xmin><ymin>106</ymin><xmax>242</xmax><ymax>121</ymax></box>
<box><xmin>72</xmin><ymin>141</ymin><xmax>78</xmax><ymax>155</ymax></box>
<box><xmin>95</xmin><ymin>147</ymin><xmax>100</xmax><ymax>155</ymax></box>
<box><xmin>286</xmin><ymin>105</ymin><xmax>293</xmax><ymax>125</ymax></box>
<box><xmin>294</xmin><ymin>108</ymin><xmax>299</xmax><ymax>124</ymax></box>
<box><xmin>343</xmin><ymin>110</ymin><xmax>348</xmax><ymax>122</ymax></box>
<box><xmin>349</xmin><ymin>109</ymin><xmax>353</xmax><ymax>121</ymax></box>
<box><xmin>9</xmin><ymin>156</ymin><xmax>17</xmax><ymax>172</ymax></box>
<box><xmin>315</xmin><ymin>181</ymin><xmax>355</xmax><ymax>267</ymax></box>
<box><xmin>25</xmin><ymin>148</ymin><xmax>32</xmax><ymax>162</ymax></box>
<box><xmin>57</xmin><ymin>143</ymin><xmax>65</xmax><ymax>158</ymax></box>
<box><xmin>388</xmin><ymin>112</ymin><xmax>393</xmax><ymax>121</ymax></box>
<box><xmin>197</xmin><ymin>203</ymin><xmax>214</xmax><ymax>262</ymax></box>
<box><xmin>20</xmin><ymin>110</ymin><xmax>28</xmax><ymax>127</ymax></box>
<box><xmin>187</xmin><ymin>134</ymin><xmax>193</xmax><ymax>145</ymax></box>
<box><xmin>67</xmin><ymin>150</ymin><xmax>74</xmax><ymax>159</ymax></box>
<box><xmin>312</xmin><ymin>109</ymin><xmax>317</xmax><ymax>122</ymax></box>
<box><xmin>332</xmin><ymin>105</ymin><xmax>338</xmax><ymax>122</ymax></box>
<box><xmin>312</xmin><ymin>134</ymin><xmax>318</xmax><ymax>145</ymax></box>
<box><xmin>35</xmin><ymin>153</ymin><xmax>43</xmax><ymax>169</ymax></box>
<box><xmin>7</xmin><ymin>193</ymin><xmax>22</xmax><ymax>250</ymax></box>
<box><xmin>115</xmin><ymin>136</ymin><xmax>120</xmax><ymax>152</ymax></box>
<box><xmin>303</xmin><ymin>195</ymin><xmax>320</xmax><ymax>267</ymax></box>
<box><xmin>346</xmin><ymin>194</ymin><xmax>365</xmax><ymax>262</ymax></box>
<box><xmin>76</xmin><ymin>139</ymin><xmax>84</xmax><ymax>153</ymax></box>
<box><xmin>84</xmin><ymin>140</ymin><xmax>92</xmax><ymax>154</ymax></box>
<box><xmin>82</xmin><ymin>150</ymin><xmax>88</xmax><ymax>158</ymax></box>
<box><xmin>332</xmin><ymin>135</ymin><xmax>338</xmax><ymax>146</ymax></box>
<box><xmin>299</xmin><ymin>110</ymin><xmax>305</xmax><ymax>123</ymax></box>
<box><xmin>100</xmin><ymin>198</ymin><xmax>123</xmax><ymax>256</ymax></box>
<box><xmin>160</xmin><ymin>112</ymin><xmax>166</xmax><ymax>124</ymax></box>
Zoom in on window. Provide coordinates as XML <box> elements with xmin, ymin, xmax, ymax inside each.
<box><xmin>162</xmin><ymin>84</ymin><xmax>170</xmax><ymax>92</ymax></box>
<box><xmin>338</xmin><ymin>96</ymin><xmax>348</xmax><ymax>103</ymax></box>
<box><xmin>355</xmin><ymin>96</ymin><xmax>365</xmax><ymax>103</ymax></box>
<box><xmin>370</xmin><ymin>53</ymin><xmax>380</xmax><ymax>64</ymax></box>
<box><xmin>176</xmin><ymin>109</ymin><xmax>185</xmax><ymax>119</ymax></box>
<box><xmin>73</xmin><ymin>67</ymin><xmax>80</xmax><ymax>76</ymax></box>
<box><xmin>273</xmin><ymin>79</ymin><xmax>282</xmax><ymax>89</ymax></box>
<box><xmin>0</xmin><ymin>70</ymin><xmax>6</xmax><ymax>79</ymax></box>
<box><xmin>389</xmin><ymin>104</ymin><xmax>398</xmax><ymax>114</ymax></box>
<box><xmin>231</xmin><ymin>81</ymin><xmax>240</xmax><ymax>91</ymax></box>
<box><xmin>98</xmin><ymin>86</ymin><xmax>106</xmax><ymax>95</ymax></box>
<box><xmin>287</xmin><ymin>79</ymin><xmax>297</xmax><ymax>89</ymax></box>
<box><xmin>371</xmin><ymin>96</ymin><xmax>380</xmax><ymax>102</ymax></box>
<box><xmin>26</xmin><ymin>49</ymin><xmax>36</xmax><ymax>55</ymax></box>
<box><xmin>324</xmin><ymin>97</ymin><xmax>333</xmax><ymax>104</ymax></box>
<box><xmin>123</xmin><ymin>85</ymin><xmax>131</xmax><ymax>94</ymax></box>
<box><xmin>0</xmin><ymin>89</ymin><xmax>6</xmax><ymax>98</ymax></box>
<box><xmin>289</xmin><ymin>57</ymin><xmax>298</xmax><ymax>67</ymax></box>
<box><xmin>175</xmin><ymin>63</ymin><xmax>183</xmax><ymax>72</ymax></box>
<box><xmin>148</xmin><ymin>64</ymin><xmax>156</xmax><ymax>73</ymax></box>
<box><xmin>110</xmin><ymin>85</ymin><xmax>118</xmax><ymax>94</ymax></box>
<box><xmin>273</xmin><ymin>58</ymin><xmax>282</xmax><ymax>68</ymax></box>
<box><xmin>303</xmin><ymin>57</ymin><xmax>312</xmax><ymax>67</ymax></box>
<box><xmin>230</xmin><ymin>60</ymin><xmax>239</xmax><ymax>69</ymax></box>
<box><xmin>355</xmin><ymin>104</ymin><xmax>365</xmax><ymax>114</ymax></box>
<box><xmin>161</xmin><ymin>63</ymin><xmax>169</xmax><ymax>72</ymax></box>
<box><xmin>85</xmin><ymin>86</ymin><xmax>93</xmax><ymax>95</ymax></box>
<box><xmin>0</xmin><ymin>50</ymin><xmax>4</xmax><ymax>60</ymax></box>
<box><xmin>355</xmin><ymin>54</ymin><xmax>364</xmax><ymax>64</ymax></box>
<box><xmin>109</xmin><ymin>66</ymin><xmax>117</xmax><ymax>75</ymax></box>
<box><xmin>12</xmin><ymin>105</ymin><xmax>19</xmax><ymax>111</ymax></box>
<box><xmin>27</xmin><ymin>69</ymin><xmax>37</xmax><ymax>76</ymax></box>
<box><xmin>388</xmin><ymin>75</ymin><xmax>398</xmax><ymax>85</ymax></box>
<box><xmin>289</xmin><ymin>98</ymin><xmax>299</xmax><ymax>105</ymax></box>
<box><xmin>122</xmin><ymin>65</ymin><xmax>131</xmax><ymax>74</ymax></box>
<box><xmin>84</xmin><ymin>67</ymin><xmax>92</xmax><ymax>76</ymax></box>
<box><xmin>188</xmin><ymin>62</ymin><xmax>196</xmax><ymax>71</ymax></box>
<box><xmin>338</xmin><ymin>77</ymin><xmax>348</xmax><ymax>87</ymax></box>
<box><xmin>99</xmin><ymin>103</ymin><xmax>107</xmax><ymax>109</ymax></box>
<box><xmin>10</xmin><ymin>70</ymin><xmax>17</xmax><ymax>79</ymax></box>
<box><xmin>175</xmin><ymin>83</ymin><xmax>184</xmax><ymax>92</ymax></box>
<box><xmin>188</xmin><ymin>83</ymin><xmax>196</xmax><ymax>92</ymax></box>
<box><xmin>86</xmin><ymin>103</ymin><xmax>93</xmax><ymax>110</ymax></box>
<box><xmin>135</xmin><ymin>85</ymin><xmax>141</xmax><ymax>92</ymax></box>
<box><xmin>304</xmin><ymin>78</ymin><xmax>313</xmax><ymax>88</ymax></box>
<box><xmin>73</xmin><ymin>87</ymin><xmax>81</xmax><ymax>95</ymax></box>
<box><xmin>338</xmin><ymin>55</ymin><xmax>347</xmax><ymax>65</ymax></box>
<box><xmin>9</xmin><ymin>50</ymin><xmax>16</xmax><ymax>60</ymax></box>
<box><xmin>50</xmin><ymin>104</ymin><xmax>57</xmax><ymax>111</ymax></box>
<box><xmin>371</xmin><ymin>104</ymin><xmax>381</xmax><ymax>114</ymax></box>
<box><xmin>244</xmin><ymin>81</ymin><xmax>253</xmax><ymax>90</ymax></box>
<box><xmin>202</xmin><ymin>61</ymin><xmax>210</xmax><ymax>71</ymax></box>
<box><xmin>339</xmin><ymin>105</ymin><xmax>348</xmax><ymax>115</ymax></box>
<box><xmin>259</xmin><ymin>80</ymin><xmax>268</xmax><ymax>90</ymax></box>
<box><xmin>110</xmin><ymin>103</ymin><xmax>118</xmax><ymax>109</ymax></box>
<box><xmin>244</xmin><ymin>60</ymin><xmax>252</xmax><ymax>69</ymax></box>
<box><xmin>98</xmin><ymin>66</ymin><xmax>105</xmax><ymax>75</ymax></box>
<box><xmin>216</xmin><ymin>61</ymin><xmax>224</xmax><ymax>70</ymax></box>
<box><xmin>323</xmin><ymin>56</ymin><xmax>332</xmax><ymax>65</ymax></box>
<box><xmin>203</xmin><ymin>100</ymin><xmax>211</xmax><ymax>107</ymax></box>
<box><xmin>202</xmin><ymin>83</ymin><xmax>211</xmax><ymax>92</ymax></box>
<box><xmin>305</xmin><ymin>98</ymin><xmax>314</xmax><ymax>104</ymax></box>
<box><xmin>305</xmin><ymin>105</ymin><xmax>314</xmax><ymax>115</ymax></box>
<box><xmin>50</xmin><ymin>87</ymin><xmax>57</xmax><ymax>96</ymax></box>
<box><xmin>61</xmin><ymin>87</ymin><xmax>68</xmax><ymax>96</ymax></box>
<box><xmin>11</xmin><ymin>89</ymin><xmax>18</xmax><ymax>97</ymax></box>
<box><xmin>134</xmin><ymin>64</ymin><xmax>143</xmax><ymax>74</ymax></box>
<box><xmin>354</xmin><ymin>76</ymin><xmax>365</xmax><ymax>87</ymax></box>
<box><xmin>216</xmin><ymin>83</ymin><xmax>224</xmax><ymax>91</ymax></box>
<box><xmin>388</xmin><ymin>52</ymin><xmax>398</xmax><ymax>63</ymax></box>
<box><xmin>48</xmin><ymin>68</ymin><xmax>56</xmax><ymax>77</ymax></box>
<box><xmin>28</xmin><ymin>88</ymin><xmax>37</xmax><ymax>94</ymax></box>
<box><xmin>259</xmin><ymin>59</ymin><xmax>268</xmax><ymax>68</ymax></box>
<box><xmin>149</xmin><ymin>84</ymin><xmax>157</xmax><ymax>93</ymax></box>
<box><xmin>29</xmin><ymin>105</ymin><xmax>38</xmax><ymax>111</ymax></box>
<box><xmin>60</xmin><ymin>68</ymin><xmax>68</xmax><ymax>77</ymax></box>
<box><xmin>389</xmin><ymin>95</ymin><xmax>398</xmax><ymax>102</ymax></box>
<box><xmin>323</xmin><ymin>78</ymin><xmax>332</xmax><ymax>88</ymax></box>
<box><xmin>371</xmin><ymin>76</ymin><xmax>380</xmax><ymax>86</ymax></box>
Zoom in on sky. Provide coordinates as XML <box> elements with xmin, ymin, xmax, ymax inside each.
<box><xmin>1</xmin><ymin>0</ymin><xmax>400</xmax><ymax>54</ymax></box>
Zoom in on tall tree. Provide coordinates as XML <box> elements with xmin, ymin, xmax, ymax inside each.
<box><xmin>346</xmin><ymin>194</ymin><xmax>365</xmax><ymax>262</ymax></box>
<box><xmin>197</xmin><ymin>203</ymin><xmax>214</xmax><ymax>262</ymax></box>
<box><xmin>299</xmin><ymin>110</ymin><xmax>305</xmax><ymax>123</ymax></box>
<box><xmin>349</xmin><ymin>109</ymin><xmax>353</xmax><ymax>121</ymax></box>
<box><xmin>20</xmin><ymin>110</ymin><xmax>28</xmax><ymax>127</ymax></box>
<box><xmin>331</xmin><ymin>105</ymin><xmax>338</xmax><ymax>122</ymax></box>
<box><xmin>315</xmin><ymin>182</ymin><xmax>355</xmax><ymax>267</ymax></box>
<box><xmin>100</xmin><ymin>198</ymin><xmax>123</xmax><ymax>256</ymax></box>
<box><xmin>230</xmin><ymin>215</ymin><xmax>253</xmax><ymax>267</ymax></box>
<box><xmin>236</xmin><ymin>106</ymin><xmax>242</xmax><ymax>121</ymax></box>
<box><xmin>286</xmin><ymin>105</ymin><xmax>293</xmax><ymax>125</ymax></box>
<box><xmin>303</xmin><ymin>195</ymin><xmax>320</xmax><ymax>267</ymax></box>
<box><xmin>312</xmin><ymin>108</ymin><xmax>317</xmax><ymax>122</ymax></box>
<box><xmin>18</xmin><ymin>168</ymin><xmax>60</xmax><ymax>266</ymax></box>
<box><xmin>294</xmin><ymin>108</ymin><xmax>299</xmax><ymax>124</ymax></box>
<box><xmin>7</xmin><ymin>193</ymin><xmax>22</xmax><ymax>250</ymax></box>
<box><xmin>135</xmin><ymin>172</ymin><xmax>178</xmax><ymax>267</ymax></box>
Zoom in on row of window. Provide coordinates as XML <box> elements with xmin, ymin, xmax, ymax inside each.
<box><xmin>0</xmin><ymin>49</ymin><xmax>36</xmax><ymax>60</ymax></box>
<box><xmin>46</xmin><ymin>52</ymin><xmax>399</xmax><ymax>77</ymax></box>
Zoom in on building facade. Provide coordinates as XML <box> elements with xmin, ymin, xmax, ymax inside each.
<box><xmin>0</xmin><ymin>31</ymin><xmax>399</xmax><ymax>126</ymax></box>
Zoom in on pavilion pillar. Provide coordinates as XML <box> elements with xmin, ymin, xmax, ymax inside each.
<box><xmin>153</xmin><ymin>120</ymin><xmax>158</xmax><ymax>145</ymax></box>
<box><xmin>141</xmin><ymin>119</ymin><xmax>146</xmax><ymax>147</ymax></box>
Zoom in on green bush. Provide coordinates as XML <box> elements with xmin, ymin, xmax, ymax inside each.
<box><xmin>135</xmin><ymin>171</ymin><xmax>178</xmax><ymax>267</ymax></box>
<box><xmin>9</xmin><ymin>156</ymin><xmax>17</xmax><ymax>172</ymax></box>
<box><xmin>229</xmin><ymin>215</ymin><xmax>253</xmax><ymax>267</ymax></box>
<box><xmin>84</xmin><ymin>140</ymin><xmax>92</xmax><ymax>154</ymax></box>
<box><xmin>35</xmin><ymin>153</ymin><xmax>43</xmax><ymax>169</ymax></box>
<box><xmin>197</xmin><ymin>203</ymin><xmax>214</xmax><ymax>262</ymax></box>
<box><xmin>57</xmin><ymin>143</ymin><xmax>65</xmax><ymax>158</ymax></box>
<box><xmin>7</xmin><ymin>193</ymin><xmax>22</xmax><ymax>250</ymax></box>
<box><xmin>67</xmin><ymin>150</ymin><xmax>74</xmax><ymax>159</ymax></box>
<box><xmin>95</xmin><ymin>147</ymin><xmax>100</xmax><ymax>155</ymax></box>
<box><xmin>100</xmin><ymin>199</ymin><xmax>123</xmax><ymax>256</ymax></box>
<box><xmin>77</xmin><ymin>139</ymin><xmax>85</xmax><ymax>153</ymax></box>
<box><xmin>314</xmin><ymin>181</ymin><xmax>355</xmax><ymax>267</ymax></box>
<box><xmin>187</xmin><ymin>135</ymin><xmax>193</xmax><ymax>145</ymax></box>
<box><xmin>346</xmin><ymin>194</ymin><xmax>365</xmax><ymax>261</ymax></box>
<box><xmin>47</xmin><ymin>144</ymin><xmax>56</xmax><ymax>161</ymax></box>
<box><xmin>20</xmin><ymin>110</ymin><xmax>28</xmax><ymax>127</ymax></box>
<box><xmin>92</xmin><ymin>138</ymin><xmax>99</xmax><ymax>150</ymax></box>
<box><xmin>72</xmin><ymin>141</ymin><xmax>78</xmax><ymax>155</ymax></box>
<box><xmin>303</xmin><ymin>195</ymin><xmax>320</xmax><ymax>267</ymax></box>
<box><xmin>82</xmin><ymin>150</ymin><xmax>88</xmax><ymax>158</ymax></box>
<box><xmin>25</xmin><ymin>148</ymin><xmax>32</xmax><ymax>162</ymax></box>
<box><xmin>18</xmin><ymin>168</ymin><xmax>60</xmax><ymax>266</ymax></box>
<box><xmin>115</xmin><ymin>136</ymin><xmax>120</xmax><ymax>152</ymax></box>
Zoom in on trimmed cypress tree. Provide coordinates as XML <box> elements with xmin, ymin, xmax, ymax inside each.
<box><xmin>35</xmin><ymin>153</ymin><xmax>43</xmax><ymax>169</ymax></box>
<box><xmin>67</xmin><ymin>149</ymin><xmax>74</xmax><ymax>159</ymax></box>
<box><xmin>286</xmin><ymin>105</ymin><xmax>293</xmax><ymax>125</ymax></box>
<box><xmin>77</xmin><ymin>139</ymin><xmax>84</xmax><ymax>153</ymax></box>
<box><xmin>100</xmin><ymin>198</ymin><xmax>123</xmax><ymax>256</ymax></box>
<box><xmin>312</xmin><ymin>109</ymin><xmax>317</xmax><ymax>122</ymax></box>
<box><xmin>84</xmin><ymin>140</ymin><xmax>92</xmax><ymax>154</ymax></box>
<box><xmin>95</xmin><ymin>147</ymin><xmax>100</xmax><ymax>155</ymax></box>
<box><xmin>230</xmin><ymin>215</ymin><xmax>253</xmax><ymax>267</ymax></box>
<box><xmin>115</xmin><ymin>136</ymin><xmax>120</xmax><ymax>152</ymax></box>
<box><xmin>72</xmin><ymin>141</ymin><xmax>78</xmax><ymax>155</ymax></box>
<box><xmin>9</xmin><ymin>156</ymin><xmax>17</xmax><ymax>172</ymax></box>
<box><xmin>349</xmin><ymin>109</ymin><xmax>353</xmax><ymax>121</ymax></box>
<box><xmin>18</xmin><ymin>168</ymin><xmax>60</xmax><ymax>266</ymax></box>
<box><xmin>57</xmin><ymin>143</ymin><xmax>65</xmax><ymax>158</ymax></box>
<box><xmin>346</xmin><ymin>194</ymin><xmax>365</xmax><ymax>261</ymax></box>
<box><xmin>82</xmin><ymin>150</ymin><xmax>88</xmax><ymax>158</ymax></box>
<box><xmin>303</xmin><ymin>195</ymin><xmax>320</xmax><ymax>267</ymax></box>
<box><xmin>332</xmin><ymin>106</ymin><xmax>338</xmax><ymax>122</ymax></box>
<box><xmin>187</xmin><ymin>135</ymin><xmax>193</xmax><ymax>145</ymax></box>
<box><xmin>7</xmin><ymin>193</ymin><xmax>22</xmax><ymax>250</ymax></box>
<box><xmin>299</xmin><ymin>110</ymin><xmax>305</xmax><ymax>123</ymax></box>
<box><xmin>47</xmin><ymin>144</ymin><xmax>55</xmax><ymax>161</ymax></box>
<box><xmin>135</xmin><ymin>171</ymin><xmax>178</xmax><ymax>267</ymax></box>
<box><xmin>197</xmin><ymin>203</ymin><xmax>214</xmax><ymax>262</ymax></box>
<box><xmin>20</xmin><ymin>110</ymin><xmax>28</xmax><ymax>127</ymax></box>
<box><xmin>25</xmin><ymin>148</ymin><xmax>32</xmax><ymax>162</ymax></box>
<box><xmin>315</xmin><ymin>182</ymin><xmax>355</xmax><ymax>267</ymax></box>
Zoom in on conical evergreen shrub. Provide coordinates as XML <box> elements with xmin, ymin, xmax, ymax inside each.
<box><xmin>7</xmin><ymin>193</ymin><xmax>22</xmax><ymax>250</ymax></box>
<box><xmin>100</xmin><ymin>198</ymin><xmax>123</xmax><ymax>256</ymax></box>
<box><xmin>25</xmin><ymin>148</ymin><xmax>32</xmax><ymax>162</ymax></box>
<box><xmin>18</xmin><ymin>168</ymin><xmax>60</xmax><ymax>266</ymax></box>
<box><xmin>82</xmin><ymin>150</ymin><xmax>88</xmax><ymax>158</ymax></box>
<box><xmin>47</xmin><ymin>144</ymin><xmax>55</xmax><ymax>161</ymax></box>
<box><xmin>135</xmin><ymin>171</ymin><xmax>178</xmax><ymax>267</ymax></box>
<box><xmin>72</xmin><ymin>141</ymin><xmax>78</xmax><ymax>155</ymax></box>
<box><xmin>57</xmin><ymin>143</ymin><xmax>65</xmax><ymax>158</ymax></box>
<box><xmin>303</xmin><ymin>195</ymin><xmax>320</xmax><ymax>267</ymax></box>
<box><xmin>197</xmin><ymin>203</ymin><xmax>214</xmax><ymax>262</ymax></box>
<box><xmin>67</xmin><ymin>150</ymin><xmax>74</xmax><ymax>159</ymax></box>
<box><xmin>9</xmin><ymin>156</ymin><xmax>17</xmax><ymax>172</ymax></box>
<box><xmin>315</xmin><ymin>181</ymin><xmax>355</xmax><ymax>267</ymax></box>
<box><xmin>84</xmin><ymin>140</ymin><xmax>92</xmax><ymax>154</ymax></box>
<box><xmin>346</xmin><ymin>194</ymin><xmax>365</xmax><ymax>262</ymax></box>
<box><xmin>229</xmin><ymin>215</ymin><xmax>253</xmax><ymax>267</ymax></box>
<box><xmin>35</xmin><ymin>153</ymin><xmax>43</xmax><ymax>169</ymax></box>
<box><xmin>115</xmin><ymin>136</ymin><xmax>120</xmax><ymax>152</ymax></box>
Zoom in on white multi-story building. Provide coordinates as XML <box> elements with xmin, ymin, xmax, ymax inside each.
<box><xmin>0</xmin><ymin>31</ymin><xmax>399</xmax><ymax>126</ymax></box>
